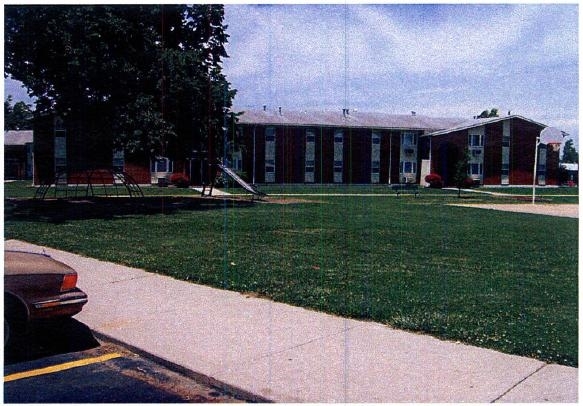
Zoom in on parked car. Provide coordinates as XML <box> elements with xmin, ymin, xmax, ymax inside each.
<box><xmin>4</xmin><ymin>250</ymin><xmax>88</xmax><ymax>346</ymax></box>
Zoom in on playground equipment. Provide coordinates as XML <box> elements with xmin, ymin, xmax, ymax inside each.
<box><xmin>201</xmin><ymin>162</ymin><xmax>266</xmax><ymax>199</ymax></box>
<box><xmin>34</xmin><ymin>169</ymin><xmax>144</xmax><ymax>200</ymax></box>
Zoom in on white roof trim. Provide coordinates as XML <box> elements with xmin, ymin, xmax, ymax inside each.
<box><xmin>426</xmin><ymin>115</ymin><xmax>547</xmax><ymax>137</ymax></box>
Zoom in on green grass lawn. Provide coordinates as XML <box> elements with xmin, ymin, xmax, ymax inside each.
<box><xmin>4</xmin><ymin>181</ymin><xmax>578</xmax><ymax>366</ymax></box>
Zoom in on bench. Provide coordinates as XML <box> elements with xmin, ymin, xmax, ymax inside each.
<box><xmin>391</xmin><ymin>183</ymin><xmax>419</xmax><ymax>197</ymax></box>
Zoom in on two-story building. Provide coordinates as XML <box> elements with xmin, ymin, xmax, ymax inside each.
<box><xmin>233</xmin><ymin>108</ymin><xmax>561</xmax><ymax>187</ymax></box>
<box><xmin>29</xmin><ymin>107</ymin><xmax>563</xmax><ymax>187</ymax></box>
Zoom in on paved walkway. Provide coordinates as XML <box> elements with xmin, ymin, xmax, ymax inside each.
<box><xmin>450</xmin><ymin>203</ymin><xmax>579</xmax><ymax>218</ymax></box>
<box><xmin>5</xmin><ymin>240</ymin><xmax>578</xmax><ymax>402</ymax></box>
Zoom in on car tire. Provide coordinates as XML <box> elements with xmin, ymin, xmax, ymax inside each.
<box><xmin>4</xmin><ymin>295</ymin><xmax>27</xmax><ymax>349</ymax></box>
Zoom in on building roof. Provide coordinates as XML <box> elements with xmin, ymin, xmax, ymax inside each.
<box><xmin>236</xmin><ymin>108</ymin><xmax>466</xmax><ymax>132</ymax></box>
<box><xmin>426</xmin><ymin>115</ymin><xmax>547</xmax><ymax>137</ymax></box>
<box><xmin>4</xmin><ymin>130</ymin><xmax>33</xmax><ymax>146</ymax></box>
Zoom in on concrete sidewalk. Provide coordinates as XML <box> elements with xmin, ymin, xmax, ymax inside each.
<box><xmin>5</xmin><ymin>240</ymin><xmax>578</xmax><ymax>402</ymax></box>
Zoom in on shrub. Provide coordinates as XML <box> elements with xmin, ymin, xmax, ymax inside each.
<box><xmin>424</xmin><ymin>173</ymin><xmax>443</xmax><ymax>188</ymax></box>
<box><xmin>170</xmin><ymin>173</ymin><xmax>190</xmax><ymax>188</ymax></box>
<box><xmin>463</xmin><ymin>177</ymin><xmax>476</xmax><ymax>188</ymax></box>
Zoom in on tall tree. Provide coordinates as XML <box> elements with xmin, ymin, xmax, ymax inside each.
<box><xmin>561</xmin><ymin>139</ymin><xmax>579</xmax><ymax>163</ymax></box>
<box><xmin>452</xmin><ymin>148</ymin><xmax>471</xmax><ymax>198</ymax></box>
<box><xmin>4</xmin><ymin>96</ymin><xmax>34</xmax><ymax>130</ymax></box>
<box><xmin>4</xmin><ymin>5</ymin><xmax>235</xmax><ymax>163</ymax></box>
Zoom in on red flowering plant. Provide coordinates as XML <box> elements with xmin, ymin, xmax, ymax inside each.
<box><xmin>170</xmin><ymin>173</ymin><xmax>190</xmax><ymax>188</ymax></box>
<box><xmin>463</xmin><ymin>177</ymin><xmax>478</xmax><ymax>188</ymax></box>
<box><xmin>424</xmin><ymin>173</ymin><xmax>443</xmax><ymax>188</ymax></box>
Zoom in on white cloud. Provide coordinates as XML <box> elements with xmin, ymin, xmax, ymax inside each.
<box><xmin>223</xmin><ymin>4</ymin><xmax>577</xmax><ymax>143</ymax></box>
<box><xmin>348</xmin><ymin>5</ymin><xmax>547</xmax><ymax>76</ymax></box>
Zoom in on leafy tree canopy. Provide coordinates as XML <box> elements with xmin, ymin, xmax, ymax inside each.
<box><xmin>4</xmin><ymin>96</ymin><xmax>34</xmax><ymax>130</ymax></box>
<box><xmin>5</xmin><ymin>5</ymin><xmax>236</xmax><ymax>159</ymax></box>
<box><xmin>476</xmin><ymin>108</ymin><xmax>499</xmax><ymax>119</ymax></box>
<box><xmin>561</xmin><ymin>139</ymin><xmax>579</xmax><ymax>164</ymax></box>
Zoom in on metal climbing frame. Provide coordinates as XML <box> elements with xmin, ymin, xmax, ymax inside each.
<box><xmin>34</xmin><ymin>169</ymin><xmax>144</xmax><ymax>200</ymax></box>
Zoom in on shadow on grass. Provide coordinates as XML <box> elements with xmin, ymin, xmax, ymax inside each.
<box><xmin>5</xmin><ymin>196</ymin><xmax>256</xmax><ymax>224</ymax></box>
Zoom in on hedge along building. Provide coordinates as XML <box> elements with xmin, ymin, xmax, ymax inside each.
<box><xmin>234</xmin><ymin>108</ymin><xmax>562</xmax><ymax>187</ymax></box>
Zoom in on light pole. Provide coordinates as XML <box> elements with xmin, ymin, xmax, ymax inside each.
<box><xmin>532</xmin><ymin>127</ymin><xmax>564</xmax><ymax>205</ymax></box>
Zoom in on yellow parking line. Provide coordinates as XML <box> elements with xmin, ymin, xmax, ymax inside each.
<box><xmin>4</xmin><ymin>352</ymin><xmax>123</xmax><ymax>383</ymax></box>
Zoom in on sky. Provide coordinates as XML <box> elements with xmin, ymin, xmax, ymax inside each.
<box><xmin>4</xmin><ymin>3</ymin><xmax>579</xmax><ymax>147</ymax></box>
<box><xmin>221</xmin><ymin>3</ymin><xmax>579</xmax><ymax>147</ymax></box>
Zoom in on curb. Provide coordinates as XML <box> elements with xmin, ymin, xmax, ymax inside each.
<box><xmin>91</xmin><ymin>330</ymin><xmax>273</xmax><ymax>403</ymax></box>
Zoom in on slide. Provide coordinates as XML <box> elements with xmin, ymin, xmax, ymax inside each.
<box><xmin>217</xmin><ymin>163</ymin><xmax>266</xmax><ymax>197</ymax></box>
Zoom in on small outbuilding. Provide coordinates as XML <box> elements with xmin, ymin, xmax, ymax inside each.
<box><xmin>4</xmin><ymin>130</ymin><xmax>33</xmax><ymax>180</ymax></box>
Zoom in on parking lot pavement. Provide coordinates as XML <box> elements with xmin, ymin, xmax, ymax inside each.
<box><xmin>4</xmin><ymin>339</ymin><xmax>246</xmax><ymax>403</ymax></box>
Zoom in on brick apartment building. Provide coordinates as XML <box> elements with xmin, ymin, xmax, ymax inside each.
<box><xmin>234</xmin><ymin>108</ymin><xmax>561</xmax><ymax>187</ymax></box>
<box><xmin>30</xmin><ymin>108</ymin><xmax>562</xmax><ymax>187</ymax></box>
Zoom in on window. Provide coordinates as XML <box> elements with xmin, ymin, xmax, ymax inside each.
<box><xmin>305</xmin><ymin>129</ymin><xmax>315</xmax><ymax>182</ymax></box>
<box><xmin>151</xmin><ymin>157</ymin><xmax>172</xmax><ymax>173</ymax></box>
<box><xmin>537</xmin><ymin>148</ymin><xmax>547</xmax><ymax>174</ymax></box>
<box><xmin>265</xmin><ymin>127</ymin><xmax>276</xmax><ymax>182</ymax></box>
<box><xmin>400</xmin><ymin>161</ymin><xmax>417</xmax><ymax>174</ymax></box>
<box><xmin>469</xmin><ymin>134</ymin><xmax>483</xmax><ymax>147</ymax></box>
<box><xmin>371</xmin><ymin>132</ymin><xmax>381</xmax><ymax>183</ymax></box>
<box><xmin>402</xmin><ymin>132</ymin><xmax>417</xmax><ymax>146</ymax></box>
<box><xmin>334</xmin><ymin>130</ymin><xmax>343</xmax><ymax>183</ymax></box>
<box><xmin>469</xmin><ymin>163</ymin><xmax>483</xmax><ymax>175</ymax></box>
<box><xmin>113</xmin><ymin>150</ymin><xmax>124</xmax><ymax>173</ymax></box>
<box><xmin>54</xmin><ymin>131</ymin><xmax>67</xmax><ymax>173</ymax></box>
<box><xmin>503</xmin><ymin>121</ymin><xmax>511</xmax><ymax>147</ymax></box>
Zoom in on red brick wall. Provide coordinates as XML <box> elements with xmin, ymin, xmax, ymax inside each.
<box><xmin>430</xmin><ymin>131</ymin><xmax>466</xmax><ymax>186</ymax></box>
<box><xmin>238</xmin><ymin>118</ymin><xmax>558</xmax><ymax>186</ymax></box>
<box><xmin>125</xmin><ymin>162</ymin><xmax>151</xmax><ymax>184</ymax></box>
<box><xmin>429</xmin><ymin>118</ymin><xmax>556</xmax><ymax>186</ymax></box>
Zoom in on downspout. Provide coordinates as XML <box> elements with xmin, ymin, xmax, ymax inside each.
<box><xmin>428</xmin><ymin>134</ymin><xmax>432</xmax><ymax>183</ymax></box>
<box><xmin>252</xmin><ymin>126</ymin><xmax>257</xmax><ymax>185</ymax></box>
<box><xmin>388</xmin><ymin>133</ymin><xmax>392</xmax><ymax>184</ymax></box>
